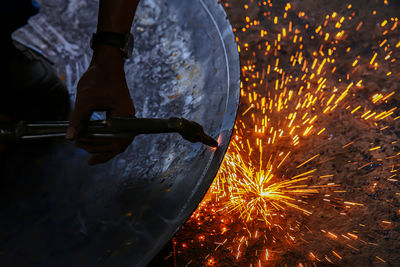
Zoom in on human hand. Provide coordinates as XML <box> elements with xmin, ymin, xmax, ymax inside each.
<box><xmin>67</xmin><ymin>46</ymin><xmax>135</xmax><ymax>165</ymax></box>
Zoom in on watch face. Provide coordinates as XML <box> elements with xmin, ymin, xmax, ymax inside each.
<box><xmin>123</xmin><ymin>33</ymin><xmax>134</xmax><ymax>59</ymax></box>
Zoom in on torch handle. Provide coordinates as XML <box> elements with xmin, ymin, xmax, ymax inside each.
<box><xmin>0</xmin><ymin>117</ymin><xmax>219</xmax><ymax>147</ymax></box>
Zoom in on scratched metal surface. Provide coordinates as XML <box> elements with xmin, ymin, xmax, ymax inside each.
<box><xmin>0</xmin><ymin>0</ymin><xmax>239</xmax><ymax>266</ymax></box>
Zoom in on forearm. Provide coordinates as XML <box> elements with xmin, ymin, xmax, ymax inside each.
<box><xmin>92</xmin><ymin>0</ymin><xmax>140</xmax><ymax>67</ymax></box>
<box><xmin>97</xmin><ymin>0</ymin><xmax>140</xmax><ymax>33</ymax></box>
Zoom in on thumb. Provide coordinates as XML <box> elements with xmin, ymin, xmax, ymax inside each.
<box><xmin>67</xmin><ymin>104</ymin><xmax>93</xmax><ymax>140</ymax></box>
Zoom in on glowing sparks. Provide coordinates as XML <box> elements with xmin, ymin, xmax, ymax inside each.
<box><xmin>174</xmin><ymin>1</ymin><xmax>400</xmax><ymax>266</ymax></box>
<box><xmin>215</xmin><ymin>149</ymin><xmax>319</xmax><ymax>224</ymax></box>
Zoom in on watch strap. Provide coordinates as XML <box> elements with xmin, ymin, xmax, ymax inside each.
<box><xmin>90</xmin><ymin>31</ymin><xmax>133</xmax><ymax>59</ymax></box>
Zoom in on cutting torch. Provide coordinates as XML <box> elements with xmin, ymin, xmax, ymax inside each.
<box><xmin>0</xmin><ymin>117</ymin><xmax>219</xmax><ymax>147</ymax></box>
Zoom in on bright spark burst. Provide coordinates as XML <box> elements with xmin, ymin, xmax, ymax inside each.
<box><xmin>172</xmin><ymin>0</ymin><xmax>400</xmax><ymax>266</ymax></box>
<box><xmin>214</xmin><ymin>149</ymin><xmax>319</xmax><ymax>224</ymax></box>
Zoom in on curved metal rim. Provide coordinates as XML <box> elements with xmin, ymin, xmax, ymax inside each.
<box><xmin>137</xmin><ymin>0</ymin><xmax>241</xmax><ymax>265</ymax></box>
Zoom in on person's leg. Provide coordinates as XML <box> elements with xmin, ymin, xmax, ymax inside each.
<box><xmin>0</xmin><ymin>0</ymin><xmax>70</xmax><ymax>122</ymax></box>
<box><xmin>1</xmin><ymin>41</ymin><xmax>71</xmax><ymax>121</ymax></box>
<box><xmin>1</xmin><ymin>0</ymin><xmax>39</xmax><ymax>42</ymax></box>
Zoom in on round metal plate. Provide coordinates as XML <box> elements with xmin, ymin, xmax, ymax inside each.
<box><xmin>1</xmin><ymin>0</ymin><xmax>240</xmax><ymax>265</ymax></box>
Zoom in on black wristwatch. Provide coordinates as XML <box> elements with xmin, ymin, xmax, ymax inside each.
<box><xmin>90</xmin><ymin>31</ymin><xmax>134</xmax><ymax>59</ymax></box>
